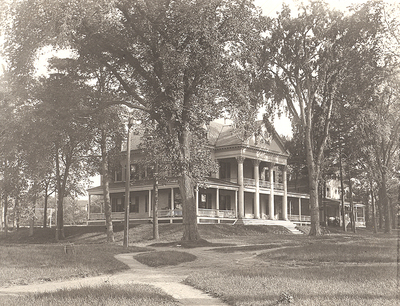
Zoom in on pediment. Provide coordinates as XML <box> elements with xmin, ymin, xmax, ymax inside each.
<box><xmin>209</xmin><ymin>120</ymin><xmax>288</xmax><ymax>156</ymax></box>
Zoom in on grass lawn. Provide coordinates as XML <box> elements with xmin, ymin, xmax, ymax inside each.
<box><xmin>185</xmin><ymin>230</ymin><xmax>399</xmax><ymax>306</ymax></box>
<box><xmin>186</xmin><ymin>264</ymin><xmax>398</xmax><ymax>306</ymax></box>
<box><xmin>1</xmin><ymin>283</ymin><xmax>179</xmax><ymax>306</ymax></box>
<box><xmin>0</xmin><ymin>225</ymin><xmax>152</xmax><ymax>287</ymax></box>
<box><xmin>1</xmin><ymin>224</ymin><xmax>398</xmax><ymax>305</ymax></box>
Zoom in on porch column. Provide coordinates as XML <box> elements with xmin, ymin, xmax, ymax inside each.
<box><xmin>282</xmin><ymin>165</ymin><xmax>288</xmax><ymax>220</ymax></box>
<box><xmin>299</xmin><ymin>198</ymin><xmax>302</xmax><ymax>222</ymax></box>
<box><xmin>216</xmin><ymin>187</ymin><xmax>220</xmax><ymax>223</ymax></box>
<box><xmin>235</xmin><ymin>190</ymin><xmax>238</xmax><ymax>218</ymax></box>
<box><xmin>195</xmin><ymin>185</ymin><xmax>199</xmax><ymax>216</ymax></box>
<box><xmin>236</xmin><ymin>156</ymin><xmax>245</xmax><ymax>218</ymax></box>
<box><xmin>170</xmin><ymin>188</ymin><xmax>174</xmax><ymax>211</ymax></box>
<box><xmin>216</xmin><ymin>188</ymin><xmax>220</xmax><ymax>210</ymax></box>
<box><xmin>269</xmin><ymin>163</ymin><xmax>275</xmax><ymax>219</ymax></box>
<box><xmin>148</xmin><ymin>190</ymin><xmax>152</xmax><ymax>217</ymax></box>
<box><xmin>253</xmin><ymin>160</ymin><xmax>260</xmax><ymax>219</ymax></box>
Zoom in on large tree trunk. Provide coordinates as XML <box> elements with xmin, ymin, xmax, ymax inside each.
<box><xmin>3</xmin><ymin>193</ymin><xmax>8</xmax><ymax>236</ymax></box>
<box><xmin>322</xmin><ymin>181</ymin><xmax>328</xmax><ymax>227</ymax></box>
<box><xmin>381</xmin><ymin>172</ymin><xmax>392</xmax><ymax>234</ymax></box>
<box><xmin>364</xmin><ymin>194</ymin><xmax>371</xmax><ymax>230</ymax></box>
<box><xmin>348</xmin><ymin>170</ymin><xmax>356</xmax><ymax>233</ymax></box>
<box><xmin>180</xmin><ymin>172</ymin><xmax>199</xmax><ymax>241</ymax></box>
<box><xmin>378</xmin><ymin>188</ymin><xmax>384</xmax><ymax>229</ymax></box>
<box><xmin>371</xmin><ymin>188</ymin><xmax>378</xmax><ymax>233</ymax></box>
<box><xmin>390</xmin><ymin>199</ymin><xmax>396</xmax><ymax>230</ymax></box>
<box><xmin>55</xmin><ymin>146</ymin><xmax>65</xmax><ymax>241</ymax></box>
<box><xmin>305</xmin><ymin>126</ymin><xmax>321</xmax><ymax>236</ymax></box>
<box><xmin>153</xmin><ymin>162</ymin><xmax>159</xmax><ymax>240</ymax></box>
<box><xmin>29</xmin><ymin>186</ymin><xmax>38</xmax><ymax>237</ymax></box>
<box><xmin>339</xmin><ymin>143</ymin><xmax>347</xmax><ymax>232</ymax></box>
<box><xmin>101</xmin><ymin>129</ymin><xmax>114</xmax><ymax>243</ymax></box>
<box><xmin>43</xmin><ymin>184</ymin><xmax>48</xmax><ymax>228</ymax></box>
<box><xmin>179</xmin><ymin>127</ymin><xmax>200</xmax><ymax>241</ymax></box>
<box><xmin>308</xmin><ymin>172</ymin><xmax>321</xmax><ymax>235</ymax></box>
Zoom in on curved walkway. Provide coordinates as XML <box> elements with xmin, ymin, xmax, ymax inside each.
<box><xmin>0</xmin><ymin>246</ymin><xmax>229</xmax><ymax>306</ymax></box>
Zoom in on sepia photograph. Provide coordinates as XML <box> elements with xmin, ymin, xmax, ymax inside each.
<box><xmin>0</xmin><ymin>0</ymin><xmax>399</xmax><ymax>305</ymax></box>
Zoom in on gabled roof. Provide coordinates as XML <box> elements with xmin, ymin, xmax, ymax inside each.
<box><xmin>123</xmin><ymin>119</ymin><xmax>289</xmax><ymax>156</ymax></box>
<box><xmin>208</xmin><ymin>120</ymin><xmax>289</xmax><ymax>156</ymax></box>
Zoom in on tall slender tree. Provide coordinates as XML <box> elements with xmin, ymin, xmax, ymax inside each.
<box><xmin>261</xmin><ymin>1</ymin><xmax>384</xmax><ymax>235</ymax></box>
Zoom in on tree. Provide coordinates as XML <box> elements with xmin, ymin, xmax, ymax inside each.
<box><xmin>30</xmin><ymin>74</ymin><xmax>96</xmax><ymax>239</ymax></box>
<box><xmin>358</xmin><ymin>75</ymin><xmax>400</xmax><ymax>233</ymax></box>
<box><xmin>5</xmin><ymin>0</ymin><xmax>264</xmax><ymax>241</ymax></box>
<box><xmin>88</xmin><ymin>68</ymin><xmax>126</xmax><ymax>243</ymax></box>
<box><xmin>261</xmin><ymin>0</ymin><xmax>384</xmax><ymax>235</ymax></box>
<box><xmin>0</xmin><ymin>75</ymin><xmax>28</xmax><ymax>234</ymax></box>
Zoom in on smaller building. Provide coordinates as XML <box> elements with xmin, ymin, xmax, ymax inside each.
<box><xmin>321</xmin><ymin>179</ymin><xmax>366</xmax><ymax>227</ymax></box>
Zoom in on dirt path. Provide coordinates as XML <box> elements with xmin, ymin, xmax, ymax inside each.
<box><xmin>0</xmin><ymin>245</ymin><xmax>230</xmax><ymax>306</ymax></box>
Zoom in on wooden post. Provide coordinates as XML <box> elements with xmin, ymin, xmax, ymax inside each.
<box><xmin>123</xmin><ymin>118</ymin><xmax>133</xmax><ymax>248</ymax></box>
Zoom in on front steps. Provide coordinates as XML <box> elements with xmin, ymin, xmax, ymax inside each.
<box><xmin>241</xmin><ymin>219</ymin><xmax>304</xmax><ymax>234</ymax></box>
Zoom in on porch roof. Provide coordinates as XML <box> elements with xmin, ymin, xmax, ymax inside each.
<box><xmin>88</xmin><ymin>176</ymin><xmax>240</xmax><ymax>195</ymax></box>
<box><xmin>322</xmin><ymin>198</ymin><xmax>365</xmax><ymax>207</ymax></box>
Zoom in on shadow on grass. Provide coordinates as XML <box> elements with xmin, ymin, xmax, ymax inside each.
<box><xmin>210</xmin><ymin>242</ymin><xmax>299</xmax><ymax>253</ymax></box>
<box><xmin>0</xmin><ymin>224</ymin><xmax>140</xmax><ymax>245</ymax></box>
<box><xmin>134</xmin><ymin>250</ymin><xmax>197</xmax><ymax>267</ymax></box>
<box><xmin>0</xmin><ymin>283</ymin><xmax>179</xmax><ymax>306</ymax></box>
<box><xmin>149</xmin><ymin>238</ymin><xmax>233</xmax><ymax>249</ymax></box>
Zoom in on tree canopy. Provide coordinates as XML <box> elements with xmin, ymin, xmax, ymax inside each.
<box><xmin>5</xmin><ymin>0</ymin><xmax>265</xmax><ymax>240</ymax></box>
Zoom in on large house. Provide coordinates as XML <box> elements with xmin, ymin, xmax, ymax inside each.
<box><xmin>87</xmin><ymin>120</ymin><xmax>311</xmax><ymax>228</ymax></box>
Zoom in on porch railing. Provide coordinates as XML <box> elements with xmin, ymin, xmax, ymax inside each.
<box><xmin>198</xmin><ymin>208</ymin><xmax>236</xmax><ymax>218</ymax></box>
<box><xmin>151</xmin><ymin>209</ymin><xmax>182</xmax><ymax>217</ymax></box>
<box><xmin>89</xmin><ymin>212</ymin><xmax>130</xmax><ymax>220</ymax></box>
<box><xmin>288</xmin><ymin>215</ymin><xmax>311</xmax><ymax>222</ymax></box>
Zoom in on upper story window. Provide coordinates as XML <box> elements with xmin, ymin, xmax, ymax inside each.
<box><xmin>219</xmin><ymin>161</ymin><xmax>231</xmax><ymax>179</ymax></box>
<box><xmin>130</xmin><ymin>164</ymin><xmax>137</xmax><ymax>180</ymax></box>
<box><xmin>115</xmin><ymin>166</ymin><xmax>123</xmax><ymax>182</ymax></box>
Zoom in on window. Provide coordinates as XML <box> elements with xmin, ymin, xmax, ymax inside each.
<box><xmin>112</xmin><ymin>197</ymin><xmax>124</xmax><ymax>212</ymax></box>
<box><xmin>130</xmin><ymin>164</ymin><xmax>139</xmax><ymax>181</ymax></box>
<box><xmin>220</xmin><ymin>161</ymin><xmax>231</xmax><ymax>179</ymax></box>
<box><xmin>146</xmin><ymin>166</ymin><xmax>154</xmax><ymax>179</ymax></box>
<box><xmin>115</xmin><ymin>166</ymin><xmax>122</xmax><ymax>182</ymax></box>
<box><xmin>199</xmin><ymin>193</ymin><xmax>212</xmax><ymax>209</ymax></box>
<box><xmin>130</xmin><ymin>195</ymin><xmax>139</xmax><ymax>213</ymax></box>
<box><xmin>219</xmin><ymin>194</ymin><xmax>231</xmax><ymax>210</ymax></box>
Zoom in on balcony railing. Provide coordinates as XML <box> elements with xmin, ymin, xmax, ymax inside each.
<box><xmin>227</xmin><ymin>178</ymin><xmax>284</xmax><ymax>190</ymax></box>
<box><xmin>243</xmin><ymin>178</ymin><xmax>255</xmax><ymax>186</ymax></box>
<box><xmin>198</xmin><ymin>208</ymin><xmax>236</xmax><ymax>218</ymax></box>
